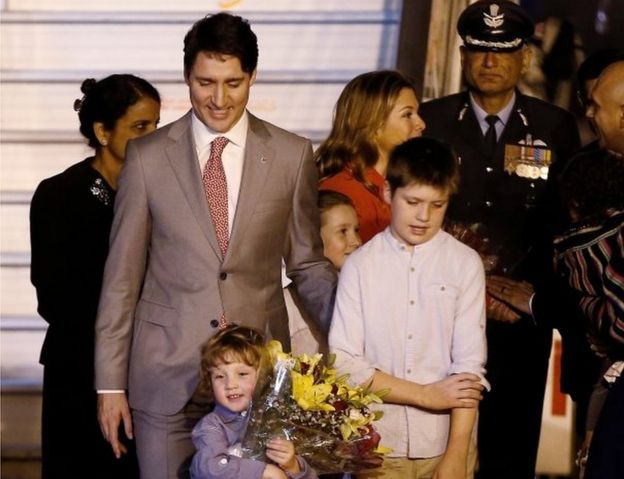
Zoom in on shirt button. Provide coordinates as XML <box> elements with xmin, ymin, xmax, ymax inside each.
<box><xmin>219</xmin><ymin>272</ymin><xmax>227</xmax><ymax>280</ymax></box>
<box><xmin>408</xmin><ymin>334</ymin><xmax>413</xmax><ymax>339</ymax></box>
<box><xmin>485</xmin><ymin>201</ymin><xmax>493</xmax><ymax>207</ymax></box>
<box><xmin>486</xmin><ymin>167</ymin><xmax>493</xmax><ymax>173</ymax></box>
<box><xmin>219</xmin><ymin>457</ymin><xmax>228</xmax><ymax>465</ymax></box>
<box><xmin>407</xmin><ymin>368</ymin><xmax>412</xmax><ymax>374</ymax></box>
<box><xmin>440</xmin><ymin>286</ymin><xmax>446</xmax><ymax>291</ymax></box>
<box><xmin>410</xmin><ymin>267</ymin><xmax>415</xmax><ymax>272</ymax></box>
<box><xmin>409</xmin><ymin>300</ymin><xmax>414</xmax><ymax>305</ymax></box>
<box><xmin>210</xmin><ymin>319</ymin><xmax>219</xmax><ymax>328</ymax></box>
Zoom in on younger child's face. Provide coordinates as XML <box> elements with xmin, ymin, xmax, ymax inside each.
<box><xmin>384</xmin><ymin>181</ymin><xmax>449</xmax><ymax>250</ymax></box>
<box><xmin>210</xmin><ymin>357</ymin><xmax>258</xmax><ymax>413</ymax></box>
<box><xmin>320</xmin><ymin>204</ymin><xmax>362</xmax><ymax>269</ymax></box>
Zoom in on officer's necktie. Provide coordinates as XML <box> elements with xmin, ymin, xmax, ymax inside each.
<box><xmin>202</xmin><ymin>136</ymin><xmax>230</xmax><ymax>329</ymax></box>
<box><xmin>484</xmin><ymin>114</ymin><xmax>499</xmax><ymax>157</ymax></box>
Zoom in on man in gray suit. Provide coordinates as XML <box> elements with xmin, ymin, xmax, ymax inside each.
<box><xmin>94</xmin><ymin>13</ymin><xmax>337</xmax><ymax>478</ymax></box>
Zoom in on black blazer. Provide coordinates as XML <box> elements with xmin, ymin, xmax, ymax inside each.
<box><xmin>30</xmin><ymin>158</ymin><xmax>114</xmax><ymax>373</ymax></box>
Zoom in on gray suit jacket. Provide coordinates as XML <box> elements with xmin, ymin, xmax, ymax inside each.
<box><xmin>94</xmin><ymin>111</ymin><xmax>336</xmax><ymax>414</ymax></box>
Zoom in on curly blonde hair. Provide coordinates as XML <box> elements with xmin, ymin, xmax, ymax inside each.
<box><xmin>198</xmin><ymin>324</ymin><xmax>264</xmax><ymax>395</ymax></box>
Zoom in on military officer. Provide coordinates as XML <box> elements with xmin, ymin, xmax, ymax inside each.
<box><xmin>419</xmin><ymin>1</ymin><xmax>580</xmax><ymax>478</ymax></box>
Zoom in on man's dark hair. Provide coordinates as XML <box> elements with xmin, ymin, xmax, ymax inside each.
<box><xmin>183</xmin><ymin>12</ymin><xmax>259</xmax><ymax>79</ymax></box>
<box><xmin>386</xmin><ymin>137</ymin><xmax>459</xmax><ymax>195</ymax></box>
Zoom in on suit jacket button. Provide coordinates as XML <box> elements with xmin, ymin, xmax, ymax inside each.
<box><xmin>210</xmin><ymin>319</ymin><xmax>219</xmax><ymax>328</ymax></box>
<box><xmin>219</xmin><ymin>272</ymin><xmax>227</xmax><ymax>280</ymax></box>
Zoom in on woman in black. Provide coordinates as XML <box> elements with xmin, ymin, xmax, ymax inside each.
<box><xmin>30</xmin><ymin>74</ymin><xmax>160</xmax><ymax>478</ymax></box>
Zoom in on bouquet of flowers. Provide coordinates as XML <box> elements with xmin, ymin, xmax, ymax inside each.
<box><xmin>445</xmin><ymin>220</ymin><xmax>499</xmax><ymax>273</ymax></box>
<box><xmin>241</xmin><ymin>341</ymin><xmax>390</xmax><ymax>474</ymax></box>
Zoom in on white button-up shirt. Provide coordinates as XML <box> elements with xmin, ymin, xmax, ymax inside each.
<box><xmin>329</xmin><ymin>228</ymin><xmax>488</xmax><ymax>458</ymax></box>
<box><xmin>192</xmin><ymin>110</ymin><xmax>249</xmax><ymax>234</ymax></box>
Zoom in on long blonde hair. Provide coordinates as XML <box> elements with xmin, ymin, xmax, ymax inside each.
<box><xmin>315</xmin><ymin>70</ymin><xmax>417</xmax><ymax>191</ymax></box>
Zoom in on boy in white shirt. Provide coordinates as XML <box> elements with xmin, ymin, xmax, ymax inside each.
<box><xmin>329</xmin><ymin>137</ymin><xmax>488</xmax><ymax>479</ymax></box>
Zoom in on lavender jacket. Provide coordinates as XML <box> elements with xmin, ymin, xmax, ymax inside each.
<box><xmin>190</xmin><ymin>404</ymin><xmax>318</xmax><ymax>479</ymax></box>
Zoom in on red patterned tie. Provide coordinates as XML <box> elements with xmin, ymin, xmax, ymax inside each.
<box><xmin>202</xmin><ymin>136</ymin><xmax>229</xmax><ymax>328</ymax></box>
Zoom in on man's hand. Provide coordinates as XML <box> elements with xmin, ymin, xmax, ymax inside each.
<box><xmin>97</xmin><ymin>392</ymin><xmax>133</xmax><ymax>459</ymax></box>
<box><xmin>421</xmin><ymin>373</ymin><xmax>484</xmax><ymax>410</ymax></box>
<box><xmin>487</xmin><ymin>276</ymin><xmax>534</xmax><ymax>315</ymax></box>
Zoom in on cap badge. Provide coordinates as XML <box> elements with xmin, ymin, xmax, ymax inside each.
<box><xmin>484</xmin><ymin>4</ymin><xmax>504</xmax><ymax>28</ymax></box>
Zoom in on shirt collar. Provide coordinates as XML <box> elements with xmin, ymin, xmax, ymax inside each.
<box><xmin>469</xmin><ymin>91</ymin><xmax>516</xmax><ymax>129</ymax></box>
<box><xmin>213</xmin><ymin>403</ymin><xmax>250</xmax><ymax>424</ymax></box>
<box><xmin>382</xmin><ymin>227</ymin><xmax>444</xmax><ymax>254</ymax></box>
<box><xmin>191</xmin><ymin>109</ymin><xmax>249</xmax><ymax>156</ymax></box>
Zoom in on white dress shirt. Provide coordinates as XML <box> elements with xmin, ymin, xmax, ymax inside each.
<box><xmin>329</xmin><ymin>228</ymin><xmax>488</xmax><ymax>458</ymax></box>
<box><xmin>192</xmin><ymin>110</ymin><xmax>249</xmax><ymax>234</ymax></box>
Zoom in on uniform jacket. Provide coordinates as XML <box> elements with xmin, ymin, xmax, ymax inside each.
<box><xmin>420</xmin><ymin>90</ymin><xmax>580</xmax><ymax>283</ymax></box>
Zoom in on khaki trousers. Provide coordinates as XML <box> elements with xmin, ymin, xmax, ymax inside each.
<box><xmin>355</xmin><ymin>435</ymin><xmax>477</xmax><ymax>479</ymax></box>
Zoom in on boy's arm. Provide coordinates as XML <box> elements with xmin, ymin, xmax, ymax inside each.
<box><xmin>367</xmin><ymin>370</ymin><xmax>483</xmax><ymax>410</ymax></box>
<box><xmin>430</xmin><ymin>248</ymin><xmax>487</xmax><ymax>477</ymax></box>
<box><xmin>448</xmin><ymin>249</ymin><xmax>489</xmax><ymax>384</ymax></box>
<box><xmin>433</xmin><ymin>408</ymin><xmax>477</xmax><ymax>479</ymax></box>
<box><xmin>190</xmin><ymin>415</ymin><xmax>266</xmax><ymax>479</ymax></box>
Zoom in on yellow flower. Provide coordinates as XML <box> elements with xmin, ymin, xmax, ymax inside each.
<box><xmin>266</xmin><ymin>340</ymin><xmax>290</xmax><ymax>363</ymax></box>
<box><xmin>375</xmin><ymin>445</ymin><xmax>393</xmax><ymax>455</ymax></box>
<box><xmin>296</xmin><ymin>353</ymin><xmax>323</xmax><ymax>374</ymax></box>
<box><xmin>291</xmin><ymin>370</ymin><xmax>335</xmax><ymax>411</ymax></box>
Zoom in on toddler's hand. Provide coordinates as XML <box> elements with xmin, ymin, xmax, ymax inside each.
<box><xmin>266</xmin><ymin>437</ymin><xmax>300</xmax><ymax>474</ymax></box>
<box><xmin>262</xmin><ymin>463</ymin><xmax>288</xmax><ymax>479</ymax></box>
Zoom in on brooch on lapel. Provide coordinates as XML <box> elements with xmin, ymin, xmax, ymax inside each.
<box><xmin>90</xmin><ymin>177</ymin><xmax>111</xmax><ymax>205</ymax></box>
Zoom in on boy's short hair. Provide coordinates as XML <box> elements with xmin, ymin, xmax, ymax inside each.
<box><xmin>318</xmin><ymin>190</ymin><xmax>355</xmax><ymax>217</ymax></box>
<box><xmin>386</xmin><ymin>137</ymin><xmax>459</xmax><ymax>195</ymax></box>
<box><xmin>198</xmin><ymin>324</ymin><xmax>264</xmax><ymax>393</ymax></box>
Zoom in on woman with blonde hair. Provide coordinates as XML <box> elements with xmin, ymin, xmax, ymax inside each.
<box><xmin>317</xmin><ymin>70</ymin><xmax>425</xmax><ymax>243</ymax></box>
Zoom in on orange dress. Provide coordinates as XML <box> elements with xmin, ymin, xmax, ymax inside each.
<box><xmin>319</xmin><ymin>167</ymin><xmax>391</xmax><ymax>243</ymax></box>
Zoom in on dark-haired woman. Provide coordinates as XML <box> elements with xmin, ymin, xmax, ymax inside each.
<box><xmin>316</xmin><ymin>70</ymin><xmax>425</xmax><ymax>243</ymax></box>
<box><xmin>30</xmin><ymin>74</ymin><xmax>160</xmax><ymax>478</ymax></box>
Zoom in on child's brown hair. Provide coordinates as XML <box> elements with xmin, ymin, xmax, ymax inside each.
<box><xmin>198</xmin><ymin>324</ymin><xmax>264</xmax><ymax>394</ymax></box>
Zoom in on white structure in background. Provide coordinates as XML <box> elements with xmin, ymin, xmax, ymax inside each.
<box><xmin>0</xmin><ymin>0</ymin><xmax>403</xmax><ymax>425</ymax></box>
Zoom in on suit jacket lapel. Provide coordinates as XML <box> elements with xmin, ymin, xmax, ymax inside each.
<box><xmin>227</xmin><ymin>114</ymin><xmax>275</xmax><ymax>261</ymax></box>
<box><xmin>165</xmin><ymin>112</ymin><xmax>222</xmax><ymax>258</ymax></box>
